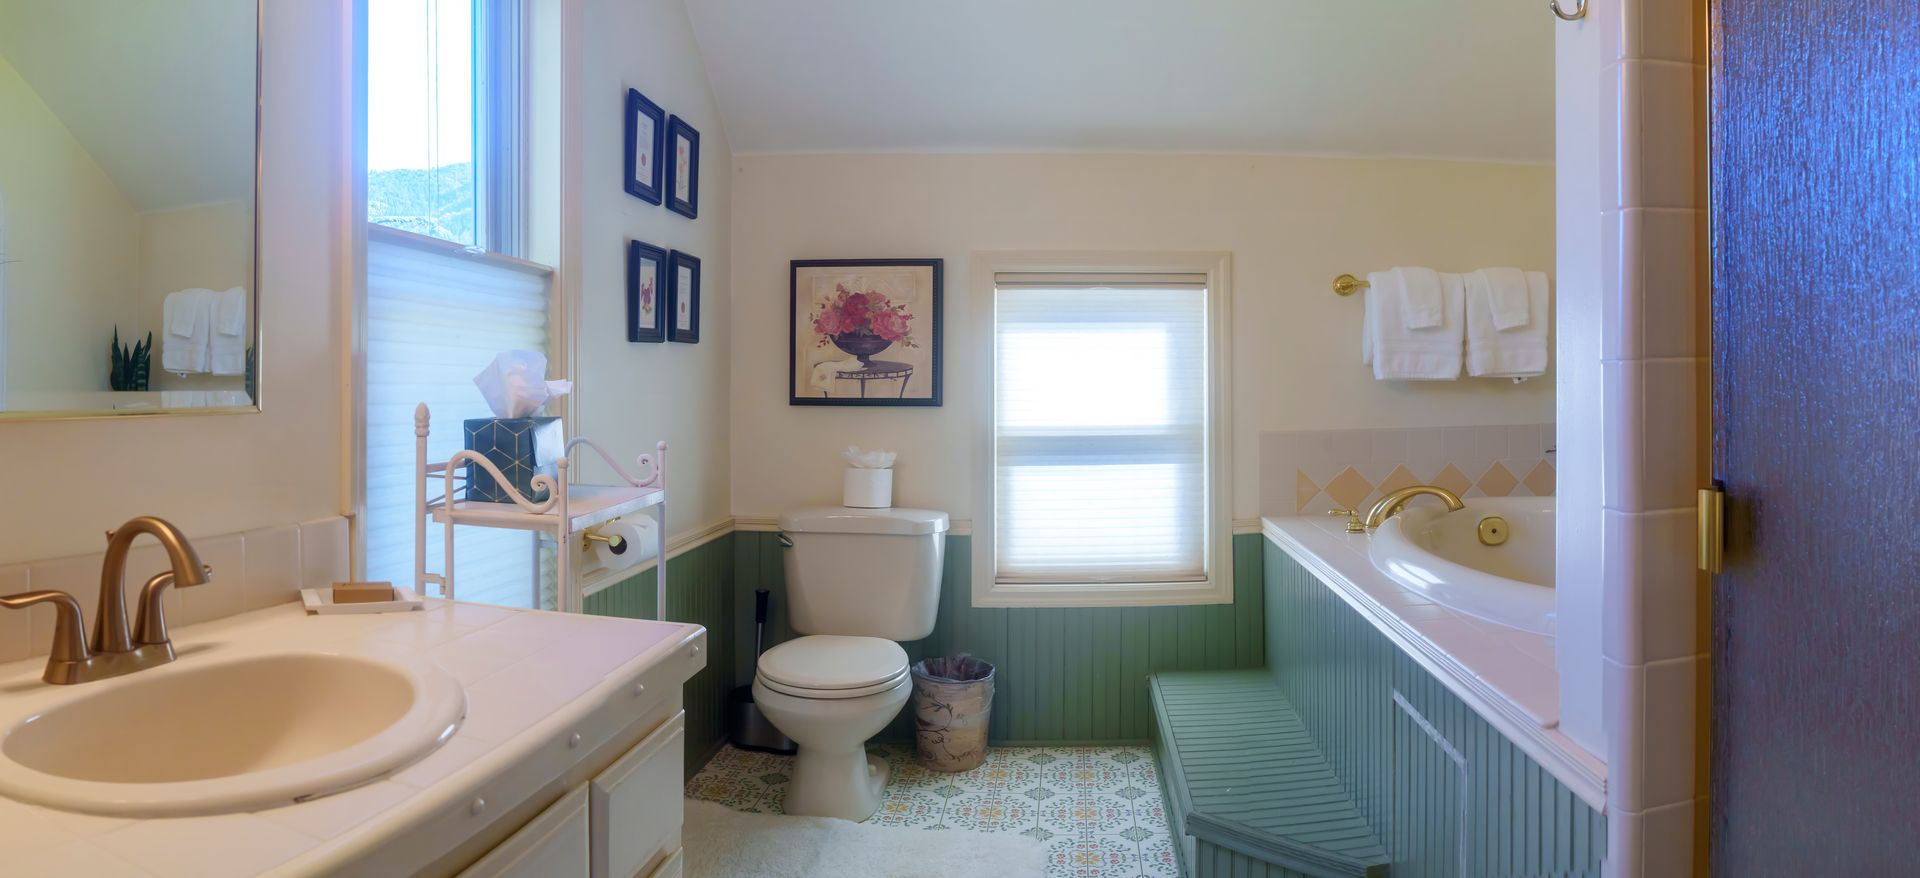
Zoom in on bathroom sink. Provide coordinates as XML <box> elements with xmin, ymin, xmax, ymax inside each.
<box><xmin>0</xmin><ymin>652</ymin><xmax>464</xmax><ymax>817</ymax></box>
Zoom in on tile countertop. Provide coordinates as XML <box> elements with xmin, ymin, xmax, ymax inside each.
<box><xmin>1262</xmin><ymin>515</ymin><xmax>1607</xmax><ymax>810</ymax></box>
<box><xmin>0</xmin><ymin>600</ymin><xmax>704</xmax><ymax>878</ymax></box>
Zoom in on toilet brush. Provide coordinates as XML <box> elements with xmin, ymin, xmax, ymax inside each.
<box><xmin>726</xmin><ymin>589</ymin><xmax>796</xmax><ymax>754</ymax></box>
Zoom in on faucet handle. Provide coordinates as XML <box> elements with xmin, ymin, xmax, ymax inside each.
<box><xmin>0</xmin><ymin>591</ymin><xmax>92</xmax><ymax>680</ymax></box>
<box><xmin>133</xmin><ymin>565</ymin><xmax>212</xmax><ymax>646</ymax></box>
<box><xmin>1325</xmin><ymin>509</ymin><xmax>1367</xmax><ymax>534</ymax></box>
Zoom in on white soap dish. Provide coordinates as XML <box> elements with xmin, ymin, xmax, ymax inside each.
<box><xmin>300</xmin><ymin>585</ymin><xmax>426</xmax><ymax>615</ymax></box>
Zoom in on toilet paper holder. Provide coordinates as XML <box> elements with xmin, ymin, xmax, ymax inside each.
<box><xmin>582</xmin><ymin>525</ymin><xmax>628</xmax><ymax>554</ymax></box>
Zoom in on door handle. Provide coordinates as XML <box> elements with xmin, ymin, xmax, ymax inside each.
<box><xmin>1698</xmin><ymin>484</ymin><xmax>1726</xmax><ymax>573</ymax></box>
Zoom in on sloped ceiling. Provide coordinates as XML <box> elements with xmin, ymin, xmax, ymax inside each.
<box><xmin>685</xmin><ymin>0</ymin><xmax>1553</xmax><ymax>162</ymax></box>
<box><xmin>0</xmin><ymin>0</ymin><xmax>255</xmax><ymax>212</ymax></box>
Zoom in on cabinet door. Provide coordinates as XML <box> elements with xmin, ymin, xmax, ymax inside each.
<box><xmin>459</xmin><ymin>785</ymin><xmax>590</xmax><ymax>878</ymax></box>
<box><xmin>591</xmin><ymin>711</ymin><xmax>685</xmax><ymax>878</ymax></box>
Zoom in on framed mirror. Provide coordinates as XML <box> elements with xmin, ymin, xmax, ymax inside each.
<box><xmin>0</xmin><ymin>0</ymin><xmax>260</xmax><ymax>418</ymax></box>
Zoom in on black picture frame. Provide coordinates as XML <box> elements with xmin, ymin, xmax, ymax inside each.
<box><xmin>626</xmin><ymin>240</ymin><xmax>668</xmax><ymax>343</ymax></box>
<box><xmin>665</xmin><ymin>115</ymin><xmax>699</xmax><ymax>218</ymax></box>
<box><xmin>667</xmin><ymin>250</ymin><xmax>701</xmax><ymax>343</ymax></box>
<box><xmin>623</xmin><ymin>88</ymin><xmax>665</xmax><ymax>204</ymax></box>
<box><xmin>788</xmin><ymin>258</ymin><xmax>942</xmax><ymax>407</ymax></box>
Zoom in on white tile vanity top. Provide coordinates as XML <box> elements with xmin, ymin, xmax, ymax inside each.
<box><xmin>0</xmin><ymin>599</ymin><xmax>703</xmax><ymax>877</ymax></box>
<box><xmin>1262</xmin><ymin>515</ymin><xmax>1607</xmax><ymax>810</ymax></box>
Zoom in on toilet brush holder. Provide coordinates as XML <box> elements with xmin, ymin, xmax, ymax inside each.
<box><xmin>727</xmin><ymin>589</ymin><xmax>796</xmax><ymax>754</ymax></box>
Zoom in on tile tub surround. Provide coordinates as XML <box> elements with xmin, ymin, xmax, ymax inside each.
<box><xmin>1262</xmin><ymin>423</ymin><xmax>1556</xmax><ymax>516</ymax></box>
<box><xmin>0</xmin><ymin>598</ymin><xmax>705</xmax><ymax>877</ymax></box>
<box><xmin>1262</xmin><ymin>515</ymin><xmax>1605</xmax><ymax>810</ymax></box>
<box><xmin>0</xmin><ymin>516</ymin><xmax>348</xmax><ymax>665</ymax></box>
<box><xmin>688</xmin><ymin>743</ymin><xmax>1177</xmax><ymax>878</ymax></box>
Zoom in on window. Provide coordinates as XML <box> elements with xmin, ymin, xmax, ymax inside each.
<box><xmin>973</xmin><ymin>256</ymin><xmax>1233</xmax><ymax>608</ymax></box>
<box><xmin>361</xmin><ymin>0</ymin><xmax>553</xmax><ymax>609</ymax></box>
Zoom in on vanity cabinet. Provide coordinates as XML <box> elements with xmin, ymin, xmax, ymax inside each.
<box><xmin>460</xmin><ymin>712</ymin><xmax>687</xmax><ymax>878</ymax></box>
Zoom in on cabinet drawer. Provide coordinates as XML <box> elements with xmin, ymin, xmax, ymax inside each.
<box><xmin>590</xmin><ymin>711</ymin><xmax>685</xmax><ymax>878</ymax></box>
<box><xmin>458</xmin><ymin>784</ymin><xmax>590</xmax><ymax>878</ymax></box>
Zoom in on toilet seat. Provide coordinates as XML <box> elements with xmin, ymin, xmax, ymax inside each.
<box><xmin>756</xmin><ymin>635</ymin><xmax>909</xmax><ymax>699</ymax></box>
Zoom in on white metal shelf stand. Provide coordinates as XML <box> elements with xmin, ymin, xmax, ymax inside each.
<box><xmin>413</xmin><ymin>403</ymin><xmax>668</xmax><ymax>616</ymax></box>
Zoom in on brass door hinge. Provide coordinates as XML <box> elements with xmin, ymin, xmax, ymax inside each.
<box><xmin>1697</xmin><ymin>485</ymin><xmax>1726</xmax><ymax>573</ymax></box>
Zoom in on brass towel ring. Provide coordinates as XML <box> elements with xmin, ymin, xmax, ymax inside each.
<box><xmin>1549</xmin><ymin>0</ymin><xmax>1587</xmax><ymax>21</ymax></box>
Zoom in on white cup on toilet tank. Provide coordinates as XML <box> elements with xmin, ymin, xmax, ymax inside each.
<box><xmin>843</xmin><ymin>468</ymin><xmax>893</xmax><ymax>508</ymax></box>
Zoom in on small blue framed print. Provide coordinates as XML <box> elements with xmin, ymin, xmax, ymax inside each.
<box><xmin>624</xmin><ymin>88</ymin><xmax>665</xmax><ymax>204</ymax></box>
<box><xmin>667</xmin><ymin>250</ymin><xmax>701</xmax><ymax>343</ymax></box>
<box><xmin>665</xmin><ymin>115</ymin><xmax>699</xmax><ymax>218</ymax></box>
<box><xmin>627</xmin><ymin>240</ymin><xmax>668</xmax><ymax>343</ymax></box>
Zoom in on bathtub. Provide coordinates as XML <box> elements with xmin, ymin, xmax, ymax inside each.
<box><xmin>1366</xmin><ymin>496</ymin><xmax>1556</xmax><ymax>635</ymax></box>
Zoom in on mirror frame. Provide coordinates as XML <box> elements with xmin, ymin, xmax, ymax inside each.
<box><xmin>0</xmin><ymin>0</ymin><xmax>264</xmax><ymax>421</ymax></box>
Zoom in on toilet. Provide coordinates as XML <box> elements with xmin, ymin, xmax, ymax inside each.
<box><xmin>753</xmin><ymin>506</ymin><xmax>948</xmax><ymax>821</ymax></box>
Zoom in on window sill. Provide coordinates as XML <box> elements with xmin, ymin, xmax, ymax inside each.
<box><xmin>972</xmin><ymin>580</ymin><xmax>1234</xmax><ymax>609</ymax></box>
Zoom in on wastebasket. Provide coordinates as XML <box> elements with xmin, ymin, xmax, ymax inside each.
<box><xmin>910</xmin><ymin>655</ymin><xmax>995</xmax><ymax>772</ymax></box>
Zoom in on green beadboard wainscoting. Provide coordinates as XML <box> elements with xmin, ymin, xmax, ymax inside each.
<box><xmin>1263</xmin><ymin>539</ymin><xmax>1607</xmax><ymax>877</ymax></box>
<box><xmin>583</xmin><ymin>533</ymin><xmax>738</xmax><ymax>776</ymax></box>
<box><xmin>731</xmin><ymin>532</ymin><xmax>1268</xmax><ymax>744</ymax></box>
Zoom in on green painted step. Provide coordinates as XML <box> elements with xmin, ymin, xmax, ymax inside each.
<box><xmin>1152</xmin><ymin>670</ymin><xmax>1390</xmax><ymax>878</ymax></box>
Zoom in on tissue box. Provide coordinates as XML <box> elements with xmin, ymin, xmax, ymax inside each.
<box><xmin>463</xmin><ymin>417</ymin><xmax>565</xmax><ymax>503</ymax></box>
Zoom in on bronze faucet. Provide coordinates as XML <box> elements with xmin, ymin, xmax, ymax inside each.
<box><xmin>1363</xmin><ymin>485</ymin><xmax>1467</xmax><ymax>529</ymax></box>
<box><xmin>0</xmin><ymin>516</ymin><xmax>211</xmax><ymax>685</ymax></box>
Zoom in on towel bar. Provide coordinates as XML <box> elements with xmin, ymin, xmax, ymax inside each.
<box><xmin>1332</xmin><ymin>274</ymin><xmax>1370</xmax><ymax>297</ymax></box>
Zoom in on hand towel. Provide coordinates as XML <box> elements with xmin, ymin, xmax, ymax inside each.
<box><xmin>1392</xmin><ymin>267</ymin><xmax>1445</xmax><ymax>329</ymax></box>
<box><xmin>1471</xmin><ymin>268</ymin><xmax>1532</xmax><ymax>330</ymax></box>
<box><xmin>209</xmin><ymin>287</ymin><xmax>248</xmax><ymax>375</ymax></box>
<box><xmin>1368</xmin><ymin>270</ymin><xmax>1464</xmax><ymax>380</ymax></box>
<box><xmin>1467</xmin><ymin>271</ymin><xmax>1551</xmax><ymax>378</ymax></box>
<box><xmin>160</xmin><ymin>289</ymin><xmax>213</xmax><ymax>374</ymax></box>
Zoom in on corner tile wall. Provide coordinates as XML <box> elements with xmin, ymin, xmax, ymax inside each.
<box><xmin>1260</xmin><ymin>423</ymin><xmax>1555</xmax><ymax>517</ymax></box>
<box><xmin>1590</xmin><ymin>0</ymin><xmax>1710</xmax><ymax>875</ymax></box>
<box><xmin>0</xmin><ymin>517</ymin><xmax>349</xmax><ymax>666</ymax></box>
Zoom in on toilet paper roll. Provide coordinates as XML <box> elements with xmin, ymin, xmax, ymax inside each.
<box><xmin>591</xmin><ymin>518</ymin><xmax>659</xmax><ymax>572</ymax></box>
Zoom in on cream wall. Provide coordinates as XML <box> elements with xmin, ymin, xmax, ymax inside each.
<box><xmin>569</xmin><ymin>0</ymin><xmax>732</xmax><ymax>538</ymax></box>
<box><xmin>729</xmin><ymin>153</ymin><xmax>1555</xmax><ymax>521</ymax></box>
<box><xmin>137</xmin><ymin>200</ymin><xmax>253</xmax><ymax>391</ymax></box>
<box><xmin>0</xmin><ymin>0</ymin><xmax>345</xmax><ymax>563</ymax></box>
<box><xmin>0</xmin><ymin>53</ymin><xmax>140</xmax><ymax>395</ymax></box>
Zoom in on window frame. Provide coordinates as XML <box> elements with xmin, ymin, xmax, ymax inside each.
<box><xmin>970</xmin><ymin>251</ymin><xmax>1234</xmax><ymax>609</ymax></box>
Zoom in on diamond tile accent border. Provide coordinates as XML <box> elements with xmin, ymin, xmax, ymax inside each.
<box><xmin>1261</xmin><ymin>423</ymin><xmax>1557</xmax><ymax>514</ymax></box>
<box><xmin>688</xmin><ymin>744</ymin><xmax>1177</xmax><ymax>878</ymax></box>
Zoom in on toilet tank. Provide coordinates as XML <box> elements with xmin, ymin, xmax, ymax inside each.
<box><xmin>777</xmin><ymin>507</ymin><xmax>949</xmax><ymax>640</ymax></box>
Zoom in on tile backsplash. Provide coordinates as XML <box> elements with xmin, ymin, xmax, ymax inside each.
<box><xmin>0</xmin><ymin>516</ymin><xmax>349</xmax><ymax>665</ymax></box>
<box><xmin>1262</xmin><ymin>423</ymin><xmax>1556</xmax><ymax>516</ymax></box>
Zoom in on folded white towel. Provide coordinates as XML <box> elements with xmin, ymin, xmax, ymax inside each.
<box><xmin>215</xmin><ymin>286</ymin><xmax>247</xmax><ymax>336</ymax></box>
<box><xmin>1368</xmin><ymin>270</ymin><xmax>1464</xmax><ymax>381</ymax></box>
<box><xmin>1467</xmin><ymin>271</ymin><xmax>1551</xmax><ymax>378</ymax></box>
<box><xmin>161</xmin><ymin>289</ymin><xmax>213</xmax><ymax>374</ymax></box>
<box><xmin>808</xmin><ymin>358</ymin><xmax>862</xmax><ymax>395</ymax></box>
<box><xmin>1393</xmin><ymin>267</ymin><xmax>1445</xmax><ymax>329</ymax></box>
<box><xmin>1470</xmin><ymin>268</ymin><xmax>1532</xmax><ymax>330</ymax></box>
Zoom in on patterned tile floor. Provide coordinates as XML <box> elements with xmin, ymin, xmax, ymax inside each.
<box><xmin>686</xmin><ymin>743</ymin><xmax>1179</xmax><ymax>878</ymax></box>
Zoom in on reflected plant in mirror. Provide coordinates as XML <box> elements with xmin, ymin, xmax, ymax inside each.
<box><xmin>0</xmin><ymin>0</ymin><xmax>260</xmax><ymax>418</ymax></box>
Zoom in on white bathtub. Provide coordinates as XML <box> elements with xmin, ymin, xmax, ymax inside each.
<box><xmin>1367</xmin><ymin>496</ymin><xmax>1556</xmax><ymax>635</ymax></box>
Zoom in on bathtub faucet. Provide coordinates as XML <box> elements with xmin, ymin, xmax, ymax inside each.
<box><xmin>1363</xmin><ymin>485</ymin><xmax>1466</xmax><ymax>529</ymax></box>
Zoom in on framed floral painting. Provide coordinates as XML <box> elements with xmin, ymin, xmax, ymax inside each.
<box><xmin>789</xmin><ymin>259</ymin><xmax>942</xmax><ymax>406</ymax></box>
<box><xmin>626</xmin><ymin>239</ymin><xmax>666</xmax><ymax>342</ymax></box>
<box><xmin>668</xmin><ymin>250</ymin><xmax>700</xmax><ymax>343</ymax></box>
<box><xmin>665</xmin><ymin>115</ymin><xmax>699</xmax><ymax>218</ymax></box>
<box><xmin>623</xmin><ymin>88</ymin><xmax>664</xmax><ymax>204</ymax></box>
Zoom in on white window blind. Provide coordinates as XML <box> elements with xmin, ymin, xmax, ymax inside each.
<box><xmin>992</xmin><ymin>274</ymin><xmax>1211</xmax><ymax>585</ymax></box>
<box><xmin>364</xmin><ymin>227</ymin><xmax>552</xmax><ymax>608</ymax></box>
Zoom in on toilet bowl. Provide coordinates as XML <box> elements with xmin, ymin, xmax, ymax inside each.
<box><xmin>752</xmin><ymin>635</ymin><xmax>912</xmax><ymax>821</ymax></box>
<box><xmin>764</xmin><ymin>506</ymin><xmax>947</xmax><ymax>821</ymax></box>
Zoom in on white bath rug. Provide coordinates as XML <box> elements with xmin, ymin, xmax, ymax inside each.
<box><xmin>683</xmin><ymin>799</ymin><xmax>1048</xmax><ymax>878</ymax></box>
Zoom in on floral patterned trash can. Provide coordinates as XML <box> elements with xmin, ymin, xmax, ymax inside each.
<box><xmin>910</xmin><ymin>656</ymin><xmax>995</xmax><ymax>773</ymax></box>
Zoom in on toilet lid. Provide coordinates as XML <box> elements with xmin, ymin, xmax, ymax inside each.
<box><xmin>757</xmin><ymin>635</ymin><xmax>910</xmax><ymax>691</ymax></box>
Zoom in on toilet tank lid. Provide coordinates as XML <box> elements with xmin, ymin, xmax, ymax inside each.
<box><xmin>779</xmin><ymin>507</ymin><xmax>950</xmax><ymax>535</ymax></box>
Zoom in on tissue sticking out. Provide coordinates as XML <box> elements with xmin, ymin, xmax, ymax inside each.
<box><xmin>842</xmin><ymin>446</ymin><xmax>897</xmax><ymax>469</ymax></box>
<box><xmin>475</xmin><ymin>350</ymin><xmax>573</xmax><ymax>419</ymax></box>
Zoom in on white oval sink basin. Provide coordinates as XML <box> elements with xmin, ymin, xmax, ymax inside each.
<box><xmin>0</xmin><ymin>652</ymin><xmax>464</xmax><ymax>816</ymax></box>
